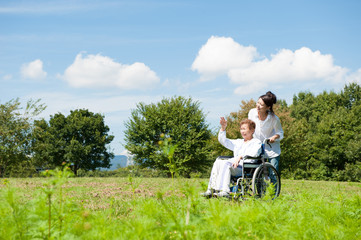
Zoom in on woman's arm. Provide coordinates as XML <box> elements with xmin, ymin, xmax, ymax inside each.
<box><xmin>218</xmin><ymin>116</ymin><xmax>237</xmax><ymax>151</ymax></box>
<box><xmin>232</xmin><ymin>155</ymin><xmax>242</xmax><ymax>168</ymax></box>
<box><xmin>270</xmin><ymin>115</ymin><xmax>284</xmax><ymax>143</ymax></box>
<box><xmin>269</xmin><ymin>134</ymin><xmax>280</xmax><ymax>143</ymax></box>
<box><xmin>218</xmin><ymin>129</ymin><xmax>236</xmax><ymax>151</ymax></box>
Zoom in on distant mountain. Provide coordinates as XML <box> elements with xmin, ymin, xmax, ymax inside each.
<box><xmin>100</xmin><ymin>155</ymin><xmax>134</xmax><ymax>171</ymax></box>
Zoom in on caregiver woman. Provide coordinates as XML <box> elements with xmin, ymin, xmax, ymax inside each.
<box><xmin>248</xmin><ymin>91</ymin><xmax>284</xmax><ymax>171</ymax></box>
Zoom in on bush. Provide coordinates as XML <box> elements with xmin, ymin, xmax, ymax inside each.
<box><xmin>333</xmin><ymin>162</ymin><xmax>361</xmax><ymax>182</ymax></box>
<box><xmin>77</xmin><ymin>166</ymin><xmax>167</xmax><ymax>178</ymax></box>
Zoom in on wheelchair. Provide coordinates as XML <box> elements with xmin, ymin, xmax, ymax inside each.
<box><xmin>218</xmin><ymin>139</ymin><xmax>281</xmax><ymax>200</ymax></box>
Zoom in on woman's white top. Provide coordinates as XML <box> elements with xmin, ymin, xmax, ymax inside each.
<box><xmin>248</xmin><ymin>108</ymin><xmax>284</xmax><ymax>158</ymax></box>
<box><xmin>218</xmin><ymin>130</ymin><xmax>262</xmax><ymax>161</ymax></box>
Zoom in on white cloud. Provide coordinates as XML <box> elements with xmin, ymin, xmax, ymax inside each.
<box><xmin>21</xmin><ymin>59</ymin><xmax>47</xmax><ymax>80</ymax></box>
<box><xmin>120</xmin><ymin>149</ymin><xmax>132</xmax><ymax>156</ymax></box>
<box><xmin>228</xmin><ymin>47</ymin><xmax>347</xmax><ymax>84</ymax></box>
<box><xmin>346</xmin><ymin>68</ymin><xmax>361</xmax><ymax>84</ymax></box>
<box><xmin>2</xmin><ymin>74</ymin><xmax>13</xmax><ymax>80</ymax></box>
<box><xmin>233</xmin><ymin>81</ymin><xmax>265</xmax><ymax>96</ymax></box>
<box><xmin>192</xmin><ymin>36</ymin><xmax>349</xmax><ymax>95</ymax></box>
<box><xmin>191</xmin><ymin>36</ymin><xmax>258</xmax><ymax>81</ymax></box>
<box><xmin>29</xmin><ymin>92</ymin><xmax>162</xmax><ymax>118</ymax></box>
<box><xmin>63</xmin><ymin>53</ymin><xmax>160</xmax><ymax>90</ymax></box>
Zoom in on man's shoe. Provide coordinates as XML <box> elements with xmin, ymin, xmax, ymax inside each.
<box><xmin>214</xmin><ymin>191</ymin><xmax>229</xmax><ymax>198</ymax></box>
<box><xmin>201</xmin><ymin>190</ymin><xmax>212</xmax><ymax>197</ymax></box>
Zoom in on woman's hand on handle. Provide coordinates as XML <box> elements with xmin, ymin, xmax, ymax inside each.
<box><xmin>220</xmin><ymin>117</ymin><xmax>227</xmax><ymax>131</ymax></box>
<box><xmin>269</xmin><ymin>134</ymin><xmax>280</xmax><ymax>143</ymax></box>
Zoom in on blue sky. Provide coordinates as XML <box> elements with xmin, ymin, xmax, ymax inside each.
<box><xmin>1</xmin><ymin>0</ymin><xmax>361</xmax><ymax>155</ymax></box>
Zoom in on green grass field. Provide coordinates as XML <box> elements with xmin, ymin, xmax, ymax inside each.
<box><xmin>0</xmin><ymin>172</ymin><xmax>360</xmax><ymax>240</ymax></box>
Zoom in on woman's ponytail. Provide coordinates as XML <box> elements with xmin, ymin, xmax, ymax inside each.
<box><xmin>260</xmin><ymin>91</ymin><xmax>277</xmax><ymax>114</ymax></box>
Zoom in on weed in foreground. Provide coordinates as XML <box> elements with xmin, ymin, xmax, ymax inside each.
<box><xmin>0</xmin><ymin>178</ymin><xmax>360</xmax><ymax>239</ymax></box>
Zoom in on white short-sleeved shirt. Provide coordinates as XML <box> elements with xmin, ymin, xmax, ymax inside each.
<box><xmin>218</xmin><ymin>130</ymin><xmax>262</xmax><ymax>161</ymax></box>
<box><xmin>248</xmin><ymin>108</ymin><xmax>284</xmax><ymax>158</ymax></box>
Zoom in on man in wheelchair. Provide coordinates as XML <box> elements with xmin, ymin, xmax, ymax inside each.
<box><xmin>202</xmin><ymin>117</ymin><xmax>262</xmax><ymax>198</ymax></box>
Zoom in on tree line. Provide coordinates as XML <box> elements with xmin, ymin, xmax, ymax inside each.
<box><xmin>125</xmin><ymin>84</ymin><xmax>361</xmax><ymax>181</ymax></box>
<box><xmin>219</xmin><ymin>83</ymin><xmax>361</xmax><ymax>181</ymax></box>
<box><xmin>1</xmin><ymin>84</ymin><xmax>360</xmax><ymax>181</ymax></box>
<box><xmin>0</xmin><ymin>102</ymin><xmax>113</xmax><ymax>177</ymax></box>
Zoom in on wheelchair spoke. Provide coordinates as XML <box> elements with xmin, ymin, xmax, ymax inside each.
<box><xmin>252</xmin><ymin>163</ymin><xmax>281</xmax><ymax>199</ymax></box>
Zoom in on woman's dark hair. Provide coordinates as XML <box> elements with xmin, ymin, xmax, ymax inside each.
<box><xmin>260</xmin><ymin>91</ymin><xmax>277</xmax><ymax>114</ymax></box>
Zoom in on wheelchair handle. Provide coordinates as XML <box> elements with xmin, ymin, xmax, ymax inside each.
<box><xmin>263</xmin><ymin>138</ymin><xmax>272</xmax><ymax>148</ymax></box>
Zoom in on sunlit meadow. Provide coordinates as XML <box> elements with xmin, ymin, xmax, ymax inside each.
<box><xmin>0</xmin><ymin>168</ymin><xmax>360</xmax><ymax>240</ymax></box>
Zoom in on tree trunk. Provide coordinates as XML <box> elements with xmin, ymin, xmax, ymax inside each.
<box><xmin>73</xmin><ymin>165</ymin><xmax>78</xmax><ymax>176</ymax></box>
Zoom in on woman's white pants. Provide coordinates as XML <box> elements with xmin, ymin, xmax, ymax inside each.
<box><xmin>207</xmin><ymin>158</ymin><xmax>243</xmax><ymax>192</ymax></box>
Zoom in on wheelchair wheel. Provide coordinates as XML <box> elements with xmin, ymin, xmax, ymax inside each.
<box><xmin>252</xmin><ymin>163</ymin><xmax>281</xmax><ymax>199</ymax></box>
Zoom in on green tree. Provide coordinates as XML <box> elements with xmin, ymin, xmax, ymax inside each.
<box><xmin>33</xmin><ymin>109</ymin><xmax>114</xmax><ymax>175</ymax></box>
<box><xmin>124</xmin><ymin>96</ymin><xmax>212</xmax><ymax>177</ymax></box>
<box><xmin>0</xmin><ymin>98</ymin><xmax>45</xmax><ymax>177</ymax></box>
<box><xmin>287</xmin><ymin>84</ymin><xmax>361</xmax><ymax>181</ymax></box>
<box><xmin>340</xmin><ymin>82</ymin><xmax>361</xmax><ymax>109</ymax></box>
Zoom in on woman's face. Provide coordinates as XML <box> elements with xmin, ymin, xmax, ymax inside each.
<box><xmin>240</xmin><ymin>124</ymin><xmax>254</xmax><ymax>141</ymax></box>
<box><xmin>256</xmin><ymin>98</ymin><xmax>270</xmax><ymax>114</ymax></box>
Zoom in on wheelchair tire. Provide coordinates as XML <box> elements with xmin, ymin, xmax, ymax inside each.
<box><xmin>252</xmin><ymin>163</ymin><xmax>281</xmax><ymax>199</ymax></box>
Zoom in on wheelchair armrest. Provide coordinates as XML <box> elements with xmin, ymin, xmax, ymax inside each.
<box><xmin>243</xmin><ymin>155</ymin><xmax>262</xmax><ymax>164</ymax></box>
<box><xmin>215</xmin><ymin>155</ymin><xmax>262</xmax><ymax>164</ymax></box>
<box><xmin>243</xmin><ymin>155</ymin><xmax>260</xmax><ymax>159</ymax></box>
<box><xmin>216</xmin><ymin>156</ymin><xmax>233</xmax><ymax>160</ymax></box>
